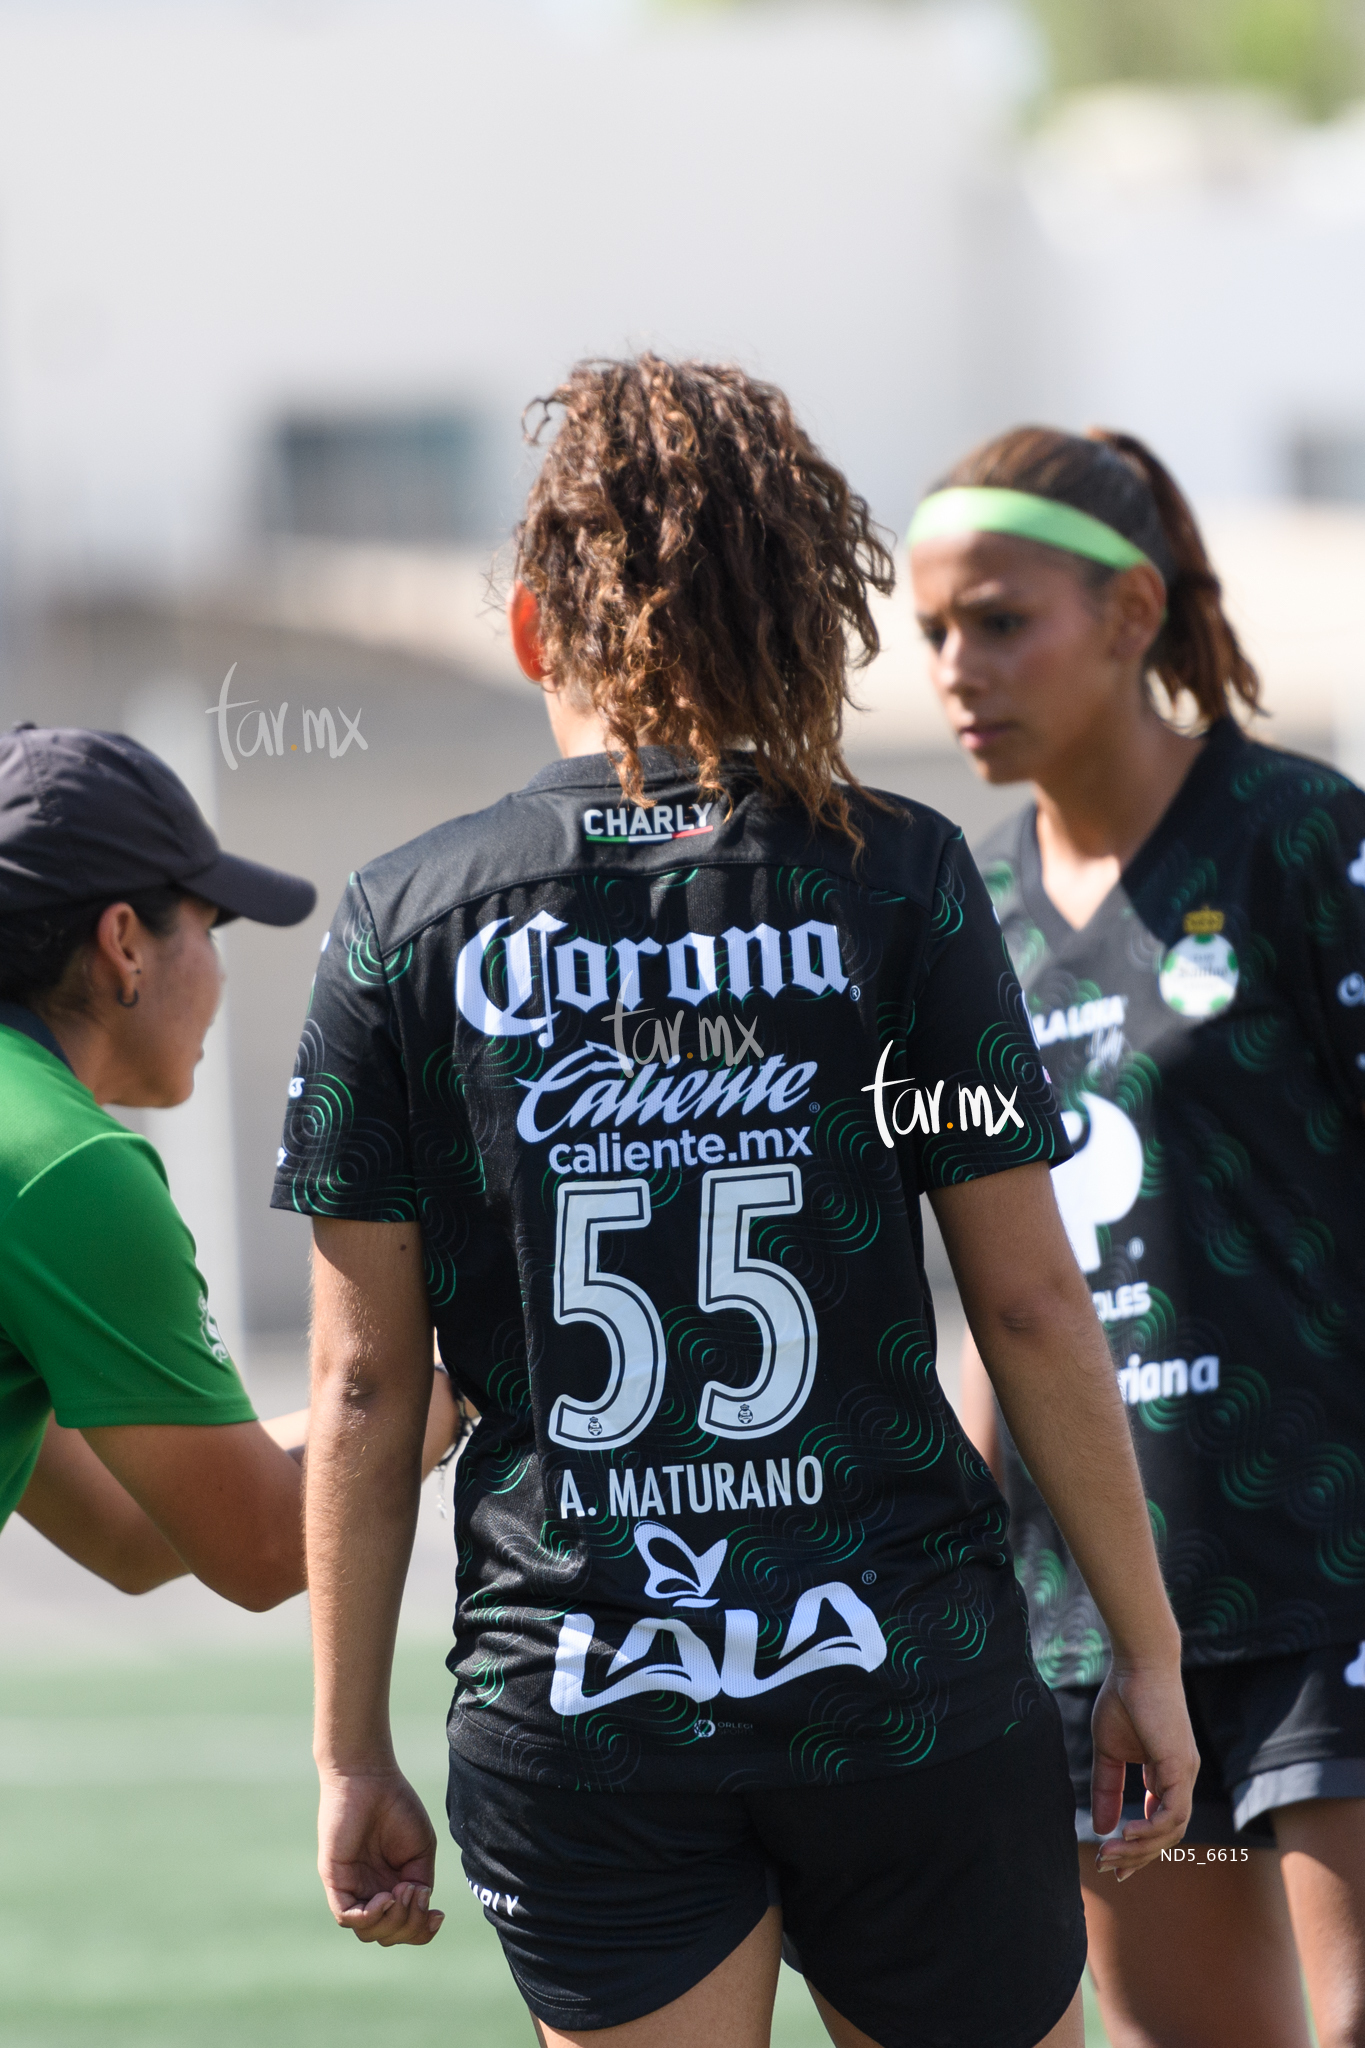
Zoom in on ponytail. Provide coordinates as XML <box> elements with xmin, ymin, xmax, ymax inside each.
<box><xmin>937</xmin><ymin>425</ymin><xmax>1262</xmax><ymax>727</ymax></box>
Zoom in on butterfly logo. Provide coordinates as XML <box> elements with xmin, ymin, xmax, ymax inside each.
<box><xmin>634</xmin><ymin>1522</ymin><xmax>726</xmax><ymax>1609</ymax></box>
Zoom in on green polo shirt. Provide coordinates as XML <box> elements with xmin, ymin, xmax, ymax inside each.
<box><xmin>0</xmin><ymin>1019</ymin><xmax>256</xmax><ymax>1531</ymax></box>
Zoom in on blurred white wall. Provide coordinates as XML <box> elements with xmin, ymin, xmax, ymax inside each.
<box><xmin>0</xmin><ymin>0</ymin><xmax>1036</xmax><ymax>586</ymax></box>
<box><xmin>1017</xmin><ymin>89</ymin><xmax>1365</xmax><ymax>500</ymax></box>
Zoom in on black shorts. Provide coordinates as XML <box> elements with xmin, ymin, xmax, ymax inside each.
<box><xmin>447</xmin><ymin>1699</ymin><xmax>1086</xmax><ymax>2048</ymax></box>
<box><xmin>1058</xmin><ymin>1641</ymin><xmax>1365</xmax><ymax>1848</ymax></box>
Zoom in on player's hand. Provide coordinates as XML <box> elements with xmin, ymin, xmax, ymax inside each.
<box><xmin>317</xmin><ymin>1765</ymin><xmax>445</xmax><ymax>1944</ymax></box>
<box><xmin>1090</xmin><ymin>1659</ymin><xmax>1197</xmax><ymax>1880</ymax></box>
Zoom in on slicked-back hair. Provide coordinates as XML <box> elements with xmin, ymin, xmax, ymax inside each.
<box><xmin>935</xmin><ymin>425</ymin><xmax>1261</xmax><ymax>727</ymax></box>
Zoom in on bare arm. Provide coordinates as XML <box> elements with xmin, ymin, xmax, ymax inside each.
<box><xmin>259</xmin><ymin>1374</ymin><xmax>456</xmax><ymax>1473</ymax></box>
<box><xmin>261</xmin><ymin>1408</ymin><xmax>310</xmax><ymax>1459</ymax></box>
<box><xmin>17</xmin><ymin>1362</ymin><xmax>455</xmax><ymax>1605</ymax></box>
<box><xmin>955</xmin><ymin>1329</ymin><xmax>1002</xmax><ymax>1483</ymax></box>
<box><xmin>17</xmin><ymin>1415</ymin><xmax>189</xmax><ymax>1593</ymax></box>
<box><xmin>308</xmin><ymin>1217</ymin><xmax>444</xmax><ymax>1947</ymax></box>
<box><xmin>931</xmin><ymin>1162</ymin><xmax>1196</xmax><ymax>1872</ymax></box>
<box><xmin>81</xmin><ymin>1417</ymin><xmax>305</xmax><ymax>1610</ymax></box>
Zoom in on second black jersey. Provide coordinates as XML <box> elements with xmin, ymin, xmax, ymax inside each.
<box><xmin>982</xmin><ymin>721</ymin><xmax>1365</xmax><ymax>1683</ymax></box>
<box><xmin>273</xmin><ymin>748</ymin><xmax>1068</xmax><ymax>1791</ymax></box>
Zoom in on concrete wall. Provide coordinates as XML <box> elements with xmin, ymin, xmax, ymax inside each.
<box><xmin>0</xmin><ymin>0</ymin><xmax>1033</xmax><ymax>586</ymax></box>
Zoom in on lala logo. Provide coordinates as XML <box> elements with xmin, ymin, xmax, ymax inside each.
<box><xmin>636</xmin><ymin>1523</ymin><xmax>726</xmax><ymax>1610</ymax></box>
<box><xmin>548</xmin><ymin>1523</ymin><xmax>886</xmax><ymax>1713</ymax></box>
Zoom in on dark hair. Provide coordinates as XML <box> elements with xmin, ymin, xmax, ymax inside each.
<box><xmin>515</xmin><ymin>353</ymin><xmax>897</xmax><ymax>844</ymax></box>
<box><xmin>0</xmin><ymin>886</ymin><xmax>187</xmax><ymax>1011</ymax></box>
<box><xmin>935</xmin><ymin>425</ymin><xmax>1261</xmax><ymax>727</ymax></box>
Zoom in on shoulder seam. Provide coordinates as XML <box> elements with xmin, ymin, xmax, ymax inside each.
<box><xmin>5</xmin><ymin>1127</ymin><xmax>161</xmax><ymax>1233</ymax></box>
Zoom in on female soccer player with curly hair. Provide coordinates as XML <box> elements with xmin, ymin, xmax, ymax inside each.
<box><xmin>279</xmin><ymin>359</ymin><xmax>1195</xmax><ymax>2048</ymax></box>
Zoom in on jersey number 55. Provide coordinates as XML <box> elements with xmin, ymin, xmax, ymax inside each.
<box><xmin>549</xmin><ymin>1167</ymin><xmax>819</xmax><ymax>1452</ymax></box>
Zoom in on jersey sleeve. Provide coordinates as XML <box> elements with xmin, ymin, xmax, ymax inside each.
<box><xmin>901</xmin><ymin>834</ymin><xmax>1071</xmax><ymax>1189</ymax></box>
<box><xmin>1273</xmin><ymin>778</ymin><xmax>1365</xmax><ymax>1112</ymax></box>
<box><xmin>2</xmin><ymin>1134</ymin><xmax>256</xmax><ymax>1429</ymax></box>
<box><xmin>271</xmin><ymin>876</ymin><xmax>417</xmax><ymax>1220</ymax></box>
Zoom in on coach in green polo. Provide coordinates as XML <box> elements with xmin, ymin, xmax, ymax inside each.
<box><xmin>0</xmin><ymin>722</ymin><xmax>330</xmax><ymax>1603</ymax></box>
<box><xmin>0</xmin><ymin>726</ymin><xmax>456</xmax><ymax>1602</ymax></box>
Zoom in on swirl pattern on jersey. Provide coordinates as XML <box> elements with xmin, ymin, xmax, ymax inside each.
<box><xmin>983</xmin><ymin>722</ymin><xmax>1365</xmax><ymax>1679</ymax></box>
<box><xmin>275</xmin><ymin>758</ymin><xmax>1066</xmax><ymax>1789</ymax></box>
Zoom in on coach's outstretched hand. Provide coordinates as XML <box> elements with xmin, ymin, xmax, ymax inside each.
<box><xmin>318</xmin><ymin>1765</ymin><xmax>444</xmax><ymax>1945</ymax></box>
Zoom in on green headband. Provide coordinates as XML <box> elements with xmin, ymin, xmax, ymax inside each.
<box><xmin>907</xmin><ymin>486</ymin><xmax>1157</xmax><ymax>576</ymax></box>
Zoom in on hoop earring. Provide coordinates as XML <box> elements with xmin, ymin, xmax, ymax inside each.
<box><xmin>116</xmin><ymin>986</ymin><xmax>140</xmax><ymax>1009</ymax></box>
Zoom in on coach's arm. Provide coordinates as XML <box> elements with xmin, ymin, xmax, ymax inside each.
<box><xmin>16</xmin><ymin>1372</ymin><xmax>456</xmax><ymax>1609</ymax></box>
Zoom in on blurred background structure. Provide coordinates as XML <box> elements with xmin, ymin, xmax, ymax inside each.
<box><xmin>0</xmin><ymin>6</ymin><xmax>1362</xmax><ymax>2041</ymax></box>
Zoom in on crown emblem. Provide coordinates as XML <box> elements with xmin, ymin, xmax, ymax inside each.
<box><xmin>1182</xmin><ymin>907</ymin><xmax>1224</xmax><ymax>936</ymax></box>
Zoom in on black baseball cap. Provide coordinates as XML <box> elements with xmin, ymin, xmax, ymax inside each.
<box><xmin>0</xmin><ymin>724</ymin><xmax>317</xmax><ymax>926</ymax></box>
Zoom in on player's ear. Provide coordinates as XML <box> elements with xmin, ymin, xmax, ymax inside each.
<box><xmin>508</xmin><ymin>581</ymin><xmax>549</xmax><ymax>683</ymax></box>
<box><xmin>1107</xmin><ymin>562</ymin><xmax>1167</xmax><ymax>664</ymax></box>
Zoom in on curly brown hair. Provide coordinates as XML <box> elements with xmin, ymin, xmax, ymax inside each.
<box><xmin>514</xmin><ymin>354</ymin><xmax>896</xmax><ymax>843</ymax></box>
<box><xmin>936</xmin><ymin>425</ymin><xmax>1262</xmax><ymax>728</ymax></box>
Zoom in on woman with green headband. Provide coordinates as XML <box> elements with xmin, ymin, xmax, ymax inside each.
<box><xmin>910</xmin><ymin>424</ymin><xmax>1365</xmax><ymax>2048</ymax></box>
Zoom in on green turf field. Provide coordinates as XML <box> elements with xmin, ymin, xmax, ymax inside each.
<box><xmin>0</xmin><ymin>1646</ymin><xmax>1110</xmax><ymax>2046</ymax></box>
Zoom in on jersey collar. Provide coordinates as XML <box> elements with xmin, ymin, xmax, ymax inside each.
<box><xmin>1020</xmin><ymin>718</ymin><xmax>1243</xmax><ymax>945</ymax></box>
<box><xmin>0</xmin><ymin>1001</ymin><xmax>74</xmax><ymax>1070</ymax></box>
<box><xmin>522</xmin><ymin>746</ymin><xmax>701</xmax><ymax>794</ymax></box>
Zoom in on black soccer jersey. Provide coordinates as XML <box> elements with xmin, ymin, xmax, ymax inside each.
<box><xmin>273</xmin><ymin>747</ymin><xmax>1068</xmax><ymax>1791</ymax></box>
<box><xmin>980</xmin><ymin>720</ymin><xmax>1365</xmax><ymax>1685</ymax></box>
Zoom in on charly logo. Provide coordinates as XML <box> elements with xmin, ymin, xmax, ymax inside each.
<box><xmin>455</xmin><ymin>913</ymin><xmax>848</xmax><ymax>1051</ymax></box>
<box><xmin>862</xmin><ymin>1043</ymin><xmax>1024</xmax><ymax>1147</ymax></box>
<box><xmin>548</xmin><ymin>1523</ymin><xmax>886</xmax><ymax>1714</ymax></box>
<box><xmin>1051</xmin><ymin>1093</ymin><xmax>1144</xmax><ymax>1274</ymax></box>
<box><xmin>582</xmin><ymin>802</ymin><xmax>715</xmax><ymax>846</ymax></box>
<box><xmin>206</xmin><ymin>666</ymin><xmax>366</xmax><ymax>770</ymax></box>
<box><xmin>1349</xmin><ymin>840</ymin><xmax>1365</xmax><ymax>889</ymax></box>
<box><xmin>1159</xmin><ymin>907</ymin><xmax>1238</xmax><ymax>1020</ymax></box>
